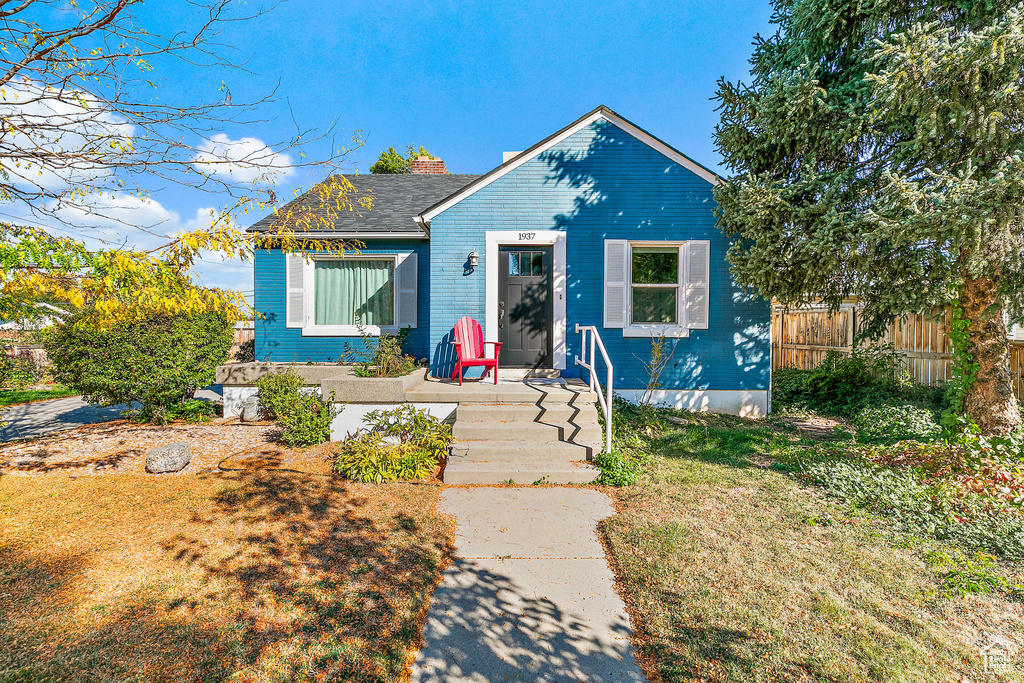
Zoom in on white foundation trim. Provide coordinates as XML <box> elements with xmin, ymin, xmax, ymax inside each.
<box><xmin>223</xmin><ymin>388</ymin><xmax>457</xmax><ymax>441</ymax></box>
<box><xmin>485</xmin><ymin>230</ymin><xmax>567</xmax><ymax>370</ymax></box>
<box><xmin>223</xmin><ymin>386</ymin><xmax>258</xmax><ymax>418</ymax></box>
<box><xmin>222</xmin><ymin>385</ymin><xmax>321</xmax><ymax>418</ymax></box>
<box><xmin>330</xmin><ymin>403</ymin><xmax>457</xmax><ymax>442</ymax></box>
<box><xmin>614</xmin><ymin>389</ymin><xmax>770</xmax><ymax>418</ymax></box>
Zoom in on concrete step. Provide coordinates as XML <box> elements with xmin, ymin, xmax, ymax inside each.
<box><xmin>444</xmin><ymin>449</ymin><xmax>600</xmax><ymax>485</ymax></box>
<box><xmin>452</xmin><ymin>439</ymin><xmax>595</xmax><ymax>461</ymax></box>
<box><xmin>455</xmin><ymin>402</ymin><xmax>601</xmax><ymax>423</ymax></box>
<box><xmin>453</xmin><ymin>420</ymin><xmax>603</xmax><ymax>444</ymax></box>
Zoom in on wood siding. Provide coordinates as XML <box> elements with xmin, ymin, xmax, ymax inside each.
<box><xmin>428</xmin><ymin>118</ymin><xmax>771</xmax><ymax>390</ymax></box>
<box><xmin>773</xmin><ymin>306</ymin><xmax>1024</xmax><ymax>399</ymax></box>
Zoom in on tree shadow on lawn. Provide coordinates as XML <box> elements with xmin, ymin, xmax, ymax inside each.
<box><xmin>0</xmin><ymin>472</ymin><xmax>451</xmax><ymax>683</ymax></box>
<box><xmin>0</xmin><ymin>444</ymin><xmax>144</xmax><ymax>475</ymax></box>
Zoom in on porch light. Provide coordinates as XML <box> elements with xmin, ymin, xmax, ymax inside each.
<box><xmin>468</xmin><ymin>250</ymin><xmax>479</xmax><ymax>268</ymax></box>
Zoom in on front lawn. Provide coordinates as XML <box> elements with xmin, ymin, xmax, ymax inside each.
<box><xmin>0</xmin><ymin>386</ymin><xmax>77</xmax><ymax>406</ymax></box>
<box><xmin>601</xmin><ymin>405</ymin><xmax>1023</xmax><ymax>682</ymax></box>
<box><xmin>0</xmin><ymin>472</ymin><xmax>452</xmax><ymax>682</ymax></box>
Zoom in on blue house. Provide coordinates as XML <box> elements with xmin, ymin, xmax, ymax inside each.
<box><xmin>250</xmin><ymin>106</ymin><xmax>770</xmax><ymax>417</ymax></box>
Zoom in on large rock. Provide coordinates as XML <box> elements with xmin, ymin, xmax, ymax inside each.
<box><xmin>146</xmin><ymin>442</ymin><xmax>192</xmax><ymax>473</ymax></box>
<box><xmin>239</xmin><ymin>395</ymin><xmax>263</xmax><ymax>422</ymax></box>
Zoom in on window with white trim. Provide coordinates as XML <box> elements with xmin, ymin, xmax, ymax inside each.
<box><xmin>286</xmin><ymin>252</ymin><xmax>418</xmax><ymax>336</ymax></box>
<box><xmin>314</xmin><ymin>258</ymin><xmax>394</xmax><ymax>327</ymax></box>
<box><xmin>603</xmin><ymin>239</ymin><xmax>709</xmax><ymax>338</ymax></box>
<box><xmin>631</xmin><ymin>246</ymin><xmax>680</xmax><ymax>324</ymax></box>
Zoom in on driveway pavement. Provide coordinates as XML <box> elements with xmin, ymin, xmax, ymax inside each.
<box><xmin>412</xmin><ymin>487</ymin><xmax>648</xmax><ymax>683</ymax></box>
<box><xmin>0</xmin><ymin>386</ymin><xmax>223</xmax><ymax>443</ymax></box>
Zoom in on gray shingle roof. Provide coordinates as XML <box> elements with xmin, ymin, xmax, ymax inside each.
<box><xmin>247</xmin><ymin>173</ymin><xmax>480</xmax><ymax>236</ymax></box>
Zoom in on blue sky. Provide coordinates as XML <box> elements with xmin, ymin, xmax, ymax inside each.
<box><xmin>19</xmin><ymin>0</ymin><xmax>776</xmax><ymax>300</ymax></box>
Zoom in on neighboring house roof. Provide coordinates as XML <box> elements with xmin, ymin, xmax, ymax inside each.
<box><xmin>247</xmin><ymin>173</ymin><xmax>481</xmax><ymax>237</ymax></box>
<box><xmin>0</xmin><ymin>302</ymin><xmax>69</xmax><ymax>331</ymax></box>
<box><xmin>416</xmin><ymin>105</ymin><xmax>722</xmax><ymax>224</ymax></box>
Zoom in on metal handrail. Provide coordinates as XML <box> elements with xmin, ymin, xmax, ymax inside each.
<box><xmin>574</xmin><ymin>324</ymin><xmax>613</xmax><ymax>453</ymax></box>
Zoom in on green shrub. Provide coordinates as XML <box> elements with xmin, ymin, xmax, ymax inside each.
<box><xmin>774</xmin><ymin>348</ymin><xmax>944</xmax><ymax>418</ymax></box>
<box><xmin>798</xmin><ymin>458</ymin><xmax>1024</xmax><ymax>559</ymax></box>
<box><xmin>363</xmin><ymin>404</ymin><xmax>452</xmax><ymax>459</ymax></box>
<box><xmin>334</xmin><ymin>435</ymin><xmax>437</xmax><ymax>483</ymax></box>
<box><xmin>0</xmin><ymin>354</ymin><xmax>38</xmax><ymax>389</ymax></box>
<box><xmin>771</xmin><ymin>369</ymin><xmax>815</xmax><ymax>409</ymax></box>
<box><xmin>609</xmin><ymin>398</ymin><xmax>660</xmax><ymax>456</ymax></box>
<box><xmin>44</xmin><ymin>309</ymin><xmax>233</xmax><ymax>417</ymax></box>
<box><xmin>255</xmin><ymin>369</ymin><xmax>304</xmax><ymax>421</ymax></box>
<box><xmin>851</xmin><ymin>403</ymin><xmax>941</xmax><ymax>444</ymax></box>
<box><xmin>252</xmin><ymin>368</ymin><xmax>334</xmax><ymax>446</ymax></box>
<box><xmin>346</xmin><ymin>326</ymin><xmax>417</xmax><ymax>377</ymax></box>
<box><xmin>333</xmin><ymin>405</ymin><xmax>452</xmax><ymax>482</ymax></box>
<box><xmin>172</xmin><ymin>398</ymin><xmax>220</xmax><ymax>423</ymax></box>
<box><xmin>139</xmin><ymin>398</ymin><xmax>220</xmax><ymax>425</ymax></box>
<box><xmin>594</xmin><ymin>450</ymin><xmax>642</xmax><ymax>486</ymax></box>
<box><xmin>278</xmin><ymin>391</ymin><xmax>337</xmax><ymax>447</ymax></box>
<box><xmin>804</xmin><ymin>349</ymin><xmax>899</xmax><ymax>414</ymax></box>
<box><xmin>925</xmin><ymin>549</ymin><xmax>1024</xmax><ymax>598</ymax></box>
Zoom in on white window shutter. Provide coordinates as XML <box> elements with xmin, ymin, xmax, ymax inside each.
<box><xmin>604</xmin><ymin>240</ymin><xmax>630</xmax><ymax>328</ymax></box>
<box><xmin>285</xmin><ymin>253</ymin><xmax>305</xmax><ymax>328</ymax></box>
<box><xmin>395</xmin><ymin>253</ymin><xmax>418</xmax><ymax>328</ymax></box>
<box><xmin>685</xmin><ymin>240</ymin><xmax>710</xmax><ymax>330</ymax></box>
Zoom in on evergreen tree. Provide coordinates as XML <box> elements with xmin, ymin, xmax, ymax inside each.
<box><xmin>715</xmin><ymin>0</ymin><xmax>1024</xmax><ymax>434</ymax></box>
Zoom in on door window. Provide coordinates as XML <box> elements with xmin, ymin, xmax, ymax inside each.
<box><xmin>508</xmin><ymin>251</ymin><xmax>544</xmax><ymax>277</ymax></box>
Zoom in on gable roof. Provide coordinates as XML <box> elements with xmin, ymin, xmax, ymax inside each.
<box><xmin>416</xmin><ymin>105</ymin><xmax>721</xmax><ymax>224</ymax></box>
<box><xmin>248</xmin><ymin>173</ymin><xmax>480</xmax><ymax>237</ymax></box>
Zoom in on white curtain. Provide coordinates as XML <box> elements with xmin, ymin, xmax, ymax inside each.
<box><xmin>314</xmin><ymin>260</ymin><xmax>394</xmax><ymax>326</ymax></box>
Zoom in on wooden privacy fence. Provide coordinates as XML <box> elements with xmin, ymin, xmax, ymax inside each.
<box><xmin>772</xmin><ymin>305</ymin><xmax>1024</xmax><ymax>399</ymax></box>
<box><xmin>229</xmin><ymin>323</ymin><xmax>255</xmax><ymax>363</ymax></box>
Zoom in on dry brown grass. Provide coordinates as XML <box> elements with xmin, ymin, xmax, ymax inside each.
<box><xmin>0</xmin><ymin>471</ymin><xmax>452</xmax><ymax>682</ymax></box>
<box><xmin>602</xmin><ymin>414</ymin><xmax>1024</xmax><ymax>683</ymax></box>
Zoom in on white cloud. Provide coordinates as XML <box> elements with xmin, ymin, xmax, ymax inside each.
<box><xmin>0</xmin><ymin>82</ymin><xmax>260</xmax><ymax>303</ymax></box>
<box><xmin>193</xmin><ymin>133</ymin><xmax>295</xmax><ymax>184</ymax></box>
<box><xmin>192</xmin><ymin>253</ymin><xmax>254</xmax><ymax>301</ymax></box>
<box><xmin>0</xmin><ymin>80</ymin><xmax>136</xmax><ymax>192</ymax></box>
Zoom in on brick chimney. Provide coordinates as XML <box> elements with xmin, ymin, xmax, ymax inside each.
<box><xmin>410</xmin><ymin>155</ymin><xmax>447</xmax><ymax>174</ymax></box>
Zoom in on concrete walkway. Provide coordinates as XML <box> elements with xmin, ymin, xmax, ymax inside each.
<box><xmin>412</xmin><ymin>487</ymin><xmax>648</xmax><ymax>683</ymax></box>
<box><xmin>0</xmin><ymin>386</ymin><xmax>223</xmax><ymax>442</ymax></box>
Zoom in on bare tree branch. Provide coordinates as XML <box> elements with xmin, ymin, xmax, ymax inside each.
<box><xmin>0</xmin><ymin>0</ymin><xmax>359</xmax><ymax>233</ymax></box>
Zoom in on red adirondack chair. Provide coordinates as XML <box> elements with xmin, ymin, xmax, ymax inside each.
<box><xmin>450</xmin><ymin>316</ymin><xmax>502</xmax><ymax>385</ymax></box>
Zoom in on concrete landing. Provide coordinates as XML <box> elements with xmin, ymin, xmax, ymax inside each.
<box><xmin>411</xmin><ymin>488</ymin><xmax>647</xmax><ymax>683</ymax></box>
<box><xmin>406</xmin><ymin>376</ymin><xmax>597</xmax><ymax>404</ymax></box>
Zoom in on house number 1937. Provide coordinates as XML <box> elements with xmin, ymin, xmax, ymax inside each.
<box><xmin>518</xmin><ymin>232</ymin><xmax>536</xmax><ymax>241</ymax></box>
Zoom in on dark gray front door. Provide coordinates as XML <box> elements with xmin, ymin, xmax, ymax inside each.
<box><xmin>498</xmin><ymin>246</ymin><xmax>553</xmax><ymax>367</ymax></box>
